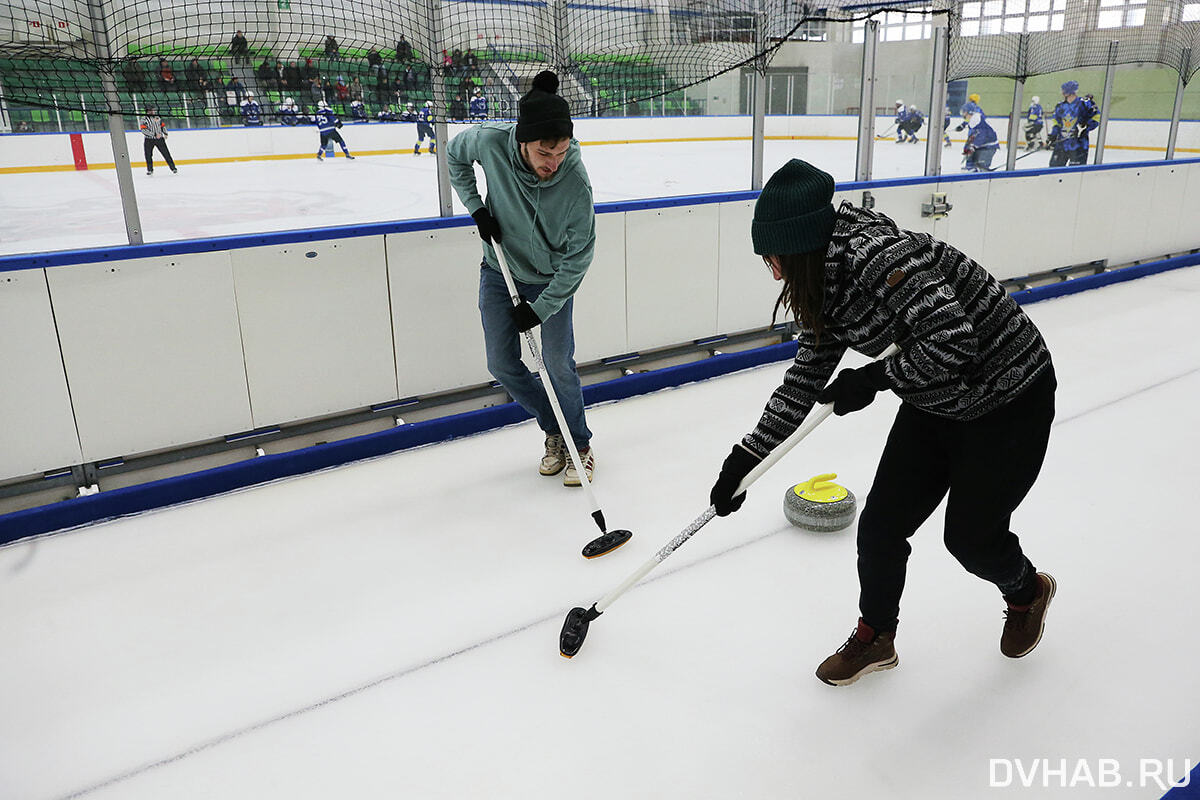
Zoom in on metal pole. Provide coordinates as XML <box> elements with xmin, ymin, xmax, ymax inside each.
<box><xmin>425</xmin><ymin>0</ymin><xmax>453</xmax><ymax>216</ymax></box>
<box><xmin>80</xmin><ymin>92</ymin><xmax>89</xmax><ymax>130</ymax></box>
<box><xmin>925</xmin><ymin>22</ymin><xmax>948</xmax><ymax>177</ymax></box>
<box><xmin>53</xmin><ymin>92</ymin><xmax>64</xmax><ymax>131</ymax></box>
<box><xmin>855</xmin><ymin>19</ymin><xmax>879</xmax><ymax>182</ymax></box>
<box><xmin>1166</xmin><ymin>47</ymin><xmax>1188</xmax><ymax>160</ymax></box>
<box><xmin>750</xmin><ymin>0</ymin><xmax>767</xmax><ymax>190</ymax></box>
<box><xmin>1093</xmin><ymin>40</ymin><xmax>1118</xmax><ymax>165</ymax></box>
<box><xmin>86</xmin><ymin>0</ymin><xmax>142</xmax><ymax>244</ymax></box>
<box><xmin>1005</xmin><ymin>34</ymin><xmax>1028</xmax><ymax>172</ymax></box>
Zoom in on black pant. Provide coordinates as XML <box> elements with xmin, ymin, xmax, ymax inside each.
<box><xmin>856</xmin><ymin>366</ymin><xmax>1056</xmax><ymax>633</ymax></box>
<box><xmin>1050</xmin><ymin>143</ymin><xmax>1087</xmax><ymax>167</ymax></box>
<box><xmin>144</xmin><ymin>137</ymin><xmax>175</xmax><ymax>171</ymax></box>
<box><xmin>319</xmin><ymin>130</ymin><xmax>347</xmax><ymax>151</ymax></box>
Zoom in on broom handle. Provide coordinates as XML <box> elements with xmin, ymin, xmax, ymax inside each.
<box><xmin>593</xmin><ymin>343</ymin><xmax>900</xmax><ymax>614</ymax></box>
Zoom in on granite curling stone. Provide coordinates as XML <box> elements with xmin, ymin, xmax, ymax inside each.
<box><xmin>783</xmin><ymin>473</ymin><xmax>857</xmax><ymax>532</ymax></box>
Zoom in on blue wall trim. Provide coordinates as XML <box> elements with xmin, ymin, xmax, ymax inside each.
<box><xmin>3</xmin><ymin>256</ymin><xmax>1197</xmax><ymax>545</ymax></box>
<box><xmin>1160</xmin><ymin>761</ymin><xmax>1200</xmax><ymax>799</ymax></box>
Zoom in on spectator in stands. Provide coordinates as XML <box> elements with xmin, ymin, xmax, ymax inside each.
<box><xmin>324</xmin><ymin>35</ymin><xmax>340</xmax><ymax>58</ymax></box>
<box><xmin>391</xmin><ymin>74</ymin><xmax>405</xmax><ymax>102</ymax></box>
<box><xmin>336</xmin><ymin>76</ymin><xmax>350</xmax><ymax>102</ymax></box>
<box><xmin>467</xmin><ymin>50</ymin><xmax>479</xmax><ymax>75</ymax></box>
<box><xmin>158</xmin><ymin>59</ymin><xmax>177</xmax><ymax>90</ymax></box>
<box><xmin>255</xmin><ymin>58</ymin><xmax>275</xmax><ymax>90</ymax></box>
<box><xmin>15</xmin><ymin>120</ymin><xmax>32</xmax><ymax>132</ymax></box>
<box><xmin>376</xmin><ymin>71</ymin><xmax>392</xmax><ymax>104</ymax></box>
<box><xmin>367</xmin><ymin>48</ymin><xmax>384</xmax><ymax>77</ymax></box>
<box><xmin>122</xmin><ymin>59</ymin><xmax>147</xmax><ymax>91</ymax></box>
<box><xmin>301</xmin><ymin>57</ymin><xmax>317</xmax><ymax>82</ymax></box>
<box><xmin>350</xmin><ymin>76</ymin><xmax>364</xmax><ymax>102</ymax></box>
<box><xmin>230</xmin><ymin>30</ymin><xmax>250</xmax><ymax>66</ymax></box>
<box><xmin>396</xmin><ymin>34</ymin><xmax>413</xmax><ymax>63</ymax></box>
<box><xmin>404</xmin><ymin>64</ymin><xmax>417</xmax><ymax>92</ymax></box>
<box><xmin>308</xmin><ymin>77</ymin><xmax>324</xmax><ymax>108</ymax></box>
<box><xmin>322</xmin><ymin>76</ymin><xmax>335</xmax><ymax>104</ymax></box>
<box><xmin>441</xmin><ymin>49</ymin><xmax>453</xmax><ymax>75</ymax></box>
<box><xmin>185</xmin><ymin>57</ymin><xmax>210</xmax><ymax>94</ymax></box>
<box><xmin>451</xmin><ymin>49</ymin><xmax>464</xmax><ymax>77</ymax></box>
<box><xmin>282</xmin><ymin>61</ymin><xmax>301</xmax><ymax>91</ymax></box>
<box><xmin>227</xmin><ymin>74</ymin><xmax>247</xmax><ymax>104</ymax></box>
<box><xmin>274</xmin><ymin>61</ymin><xmax>285</xmax><ymax>88</ymax></box>
<box><xmin>450</xmin><ymin>91</ymin><xmax>468</xmax><ymax>121</ymax></box>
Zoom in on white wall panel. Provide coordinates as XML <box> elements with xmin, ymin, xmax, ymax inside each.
<box><xmin>985</xmin><ymin>172</ymin><xmax>1082</xmax><ymax>279</ymax></box>
<box><xmin>1144</xmin><ymin>164</ymin><xmax>1191</xmax><ymax>258</ymax></box>
<box><xmin>0</xmin><ymin>269</ymin><xmax>83</xmax><ymax>480</ymax></box>
<box><xmin>932</xmin><ymin>177</ymin><xmax>991</xmax><ymax>266</ymax></box>
<box><xmin>624</xmin><ymin>204</ymin><xmax>721</xmax><ymax>351</ymax></box>
<box><xmin>574</xmin><ymin>212</ymin><xmax>629</xmax><ymax>363</ymax></box>
<box><xmin>716</xmin><ymin>200</ymin><xmax>777</xmax><ymax>334</ymax></box>
<box><xmin>386</xmin><ymin>226</ymin><xmax>491</xmax><ymax>397</ymax></box>
<box><xmin>231</xmin><ymin>236</ymin><xmax>396</xmax><ymax>426</ymax></box>
<box><xmin>46</xmin><ymin>252</ymin><xmax>252</xmax><ymax>462</ymax></box>
<box><xmin>1077</xmin><ymin>166</ymin><xmax>1156</xmax><ymax>266</ymax></box>
<box><xmin>867</xmin><ymin>183</ymin><xmax>937</xmax><ymax>237</ymax></box>
<box><xmin>1168</xmin><ymin>163</ymin><xmax>1200</xmax><ymax>256</ymax></box>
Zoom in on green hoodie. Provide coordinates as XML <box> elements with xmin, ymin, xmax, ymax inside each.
<box><xmin>446</xmin><ymin>122</ymin><xmax>596</xmax><ymax>321</ymax></box>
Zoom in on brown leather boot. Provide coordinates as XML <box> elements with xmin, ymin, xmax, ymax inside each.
<box><xmin>1001</xmin><ymin>572</ymin><xmax>1057</xmax><ymax>658</ymax></box>
<box><xmin>816</xmin><ymin>618</ymin><xmax>899</xmax><ymax>686</ymax></box>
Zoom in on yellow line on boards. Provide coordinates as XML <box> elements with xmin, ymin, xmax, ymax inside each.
<box><xmin>2</xmin><ymin>136</ymin><xmax>1196</xmax><ymax>175</ymax></box>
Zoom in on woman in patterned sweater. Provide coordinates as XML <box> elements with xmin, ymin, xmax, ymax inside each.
<box><xmin>709</xmin><ymin>159</ymin><xmax>1058</xmax><ymax>687</ymax></box>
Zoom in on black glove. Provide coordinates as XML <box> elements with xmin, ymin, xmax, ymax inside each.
<box><xmin>511</xmin><ymin>300</ymin><xmax>540</xmax><ymax>332</ymax></box>
<box><xmin>471</xmin><ymin>207</ymin><xmax>503</xmax><ymax>243</ymax></box>
<box><xmin>954</xmin><ymin>123</ymin><xmax>965</xmax><ymax>132</ymax></box>
<box><xmin>336</xmin><ymin>121</ymin><xmax>342</xmax><ymax>128</ymax></box>
<box><xmin>709</xmin><ymin>445</ymin><xmax>762</xmax><ymax>517</ymax></box>
<box><xmin>816</xmin><ymin>362</ymin><xmax>891</xmax><ymax>416</ymax></box>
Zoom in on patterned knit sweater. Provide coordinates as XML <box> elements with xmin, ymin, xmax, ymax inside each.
<box><xmin>742</xmin><ymin>202</ymin><xmax>1052</xmax><ymax>459</ymax></box>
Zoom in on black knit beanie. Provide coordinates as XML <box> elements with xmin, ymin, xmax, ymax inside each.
<box><xmin>515</xmin><ymin>71</ymin><xmax>573</xmax><ymax>143</ymax></box>
<box><xmin>751</xmin><ymin>159</ymin><xmax>837</xmax><ymax>255</ymax></box>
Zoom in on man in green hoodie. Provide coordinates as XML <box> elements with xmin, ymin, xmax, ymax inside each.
<box><xmin>446</xmin><ymin>71</ymin><xmax>598</xmax><ymax>487</ymax></box>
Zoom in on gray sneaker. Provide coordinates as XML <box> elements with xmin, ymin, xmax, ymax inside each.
<box><xmin>539</xmin><ymin>434</ymin><xmax>566</xmax><ymax>476</ymax></box>
<box><xmin>563</xmin><ymin>447</ymin><xmax>594</xmax><ymax>487</ymax></box>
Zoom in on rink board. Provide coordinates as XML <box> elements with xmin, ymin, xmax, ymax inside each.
<box><xmin>1</xmin><ymin>157</ymin><xmax>1199</xmax><ymax>497</ymax></box>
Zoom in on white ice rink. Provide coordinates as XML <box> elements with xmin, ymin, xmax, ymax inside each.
<box><xmin>2</xmin><ymin>256</ymin><xmax>1200</xmax><ymax>794</ymax></box>
<box><xmin>0</xmin><ymin>129</ymin><xmax>1165</xmax><ymax>257</ymax></box>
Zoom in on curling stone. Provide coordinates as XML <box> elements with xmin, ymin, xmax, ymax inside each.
<box><xmin>784</xmin><ymin>473</ymin><xmax>857</xmax><ymax>533</ymax></box>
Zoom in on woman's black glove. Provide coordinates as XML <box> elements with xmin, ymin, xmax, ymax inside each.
<box><xmin>709</xmin><ymin>444</ymin><xmax>762</xmax><ymax>516</ymax></box>
<box><xmin>471</xmin><ymin>207</ymin><xmax>503</xmax><ymax>243</ymax></box>
<box><xmin>511</xmin><ymin>300</ymin><xmax>540</xmax><ymax>332</ymax></box>
<box><xmin>816</xmin><ymin>362</ymin><xmax>890</xmax><ymax>416</ymax></box>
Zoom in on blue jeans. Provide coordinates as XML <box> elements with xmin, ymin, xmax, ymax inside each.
<box><xmin>478</xmin><ymin>264</ymin><xmax>592</xmax><ymax>450</ymax></box>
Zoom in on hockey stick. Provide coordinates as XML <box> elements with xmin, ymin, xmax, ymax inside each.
<box><xmin>873</xmin><ymin>124</ymin><xmax>897</xmax><ymax>140</ymax></box>
<box><xmin>559</xmin><ymin>343</ymin><xmax>902</xmax><ymax>657</ymax></box>
<box><xmin>492</xmin><ymin>244</ymin><xmax>633</xmax><ymax>559</ymax></box>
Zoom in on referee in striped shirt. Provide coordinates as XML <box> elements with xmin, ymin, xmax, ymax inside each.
<box><xmin>139</xmin><ymin>106</ymin><xmax>177</xmax><ymax>175</ymax></box>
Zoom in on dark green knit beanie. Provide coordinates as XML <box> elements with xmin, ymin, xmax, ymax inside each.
<box><xmin>751</xmin><ymin>159</ymin><xmax>837</xmax><ymax>255</ymax></box>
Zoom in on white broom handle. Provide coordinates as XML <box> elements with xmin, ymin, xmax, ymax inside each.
<box><xmin>492</xmin><ymin>244</ymin><xmax>604</xmax><ymax>515</ymax></box>
<box><xmin>593</xmin><ymin>342</ymin><xmax>901</xmax><ymax>614</ymax></box>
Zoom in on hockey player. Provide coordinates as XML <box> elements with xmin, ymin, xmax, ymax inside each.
<box><xmin>898</xmin><ymin>105</ymin><xmax>923</xmax><ymax>144</ymax></box>
<box><xmin>240</xmin><ymin>92</ymin><xmax>263</xmax><ymax>126</ymax></box>
<box><xmin>414</xmin><ymin>100</ymin><xmax>436</xmax><ymax>154</ymax></box>
<box><xmin>709</xmin><ymin>158</ymin><xmax>1057</xmax><ymax>687</ymax></box>
<box><xmin>315</xmin><ymin>101</ymin><xmax>355</xmax><ymax>160</ymax></box>
<box><xmin>954</xmin><ymin>92</ymin><xmax>983</xmax><ymax>133</ymax></box>
<box><xmin>350</xmin><ymin>99</ymin><xmax>368</xmax><ymax>122</ymax></box>
<box><xmin>1024</xmin><ymin>95</ymin><xmax>1044</xmax><ymax>150</ymax></box>
<box><xmin>961</xmin><ymin>104</ymin><xmax>999</xmax><ymax>172</ymax></box>
<box><xmin>139</xmin><ymin>105</ymin><xmax>177</xmax><ymax>175</ymax></box>
<box><xmin>400</xmin><ymin>101</ymin><xmax>417</xmax><ymax>122</ymax></box>
<box><xmin>943</xmin><ymin>103</ymin><xmax>952</xmax><ymax>147</ymax></box>
<box><xmin>279</xmin><ymin>96</ymin><xmax>300</xmax><ymax>126</ymax></box>
<box><xmin>469</xmin><ymin>87</ymin><xmax>488</xmax><ymax>120</ymax></box>
<box><xmin>446</xmin><ymin>71</ymin><xmax>599</xmax><ymax>486</ymax></box>
<box><xmin>892</xmin><ymin>100</ymin><xmax>907</xmax><ymax>143</ymax></box>
<box><xmin>1046</xmin><ymin>80</ymin><xmax>1099</xmax><ymax>167</ymax></box>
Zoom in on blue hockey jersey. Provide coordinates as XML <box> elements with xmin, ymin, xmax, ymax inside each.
<box><xmin>316</xmin><ymin>108</ymin><xmax>341</xmax><ymax>133</ymax></box>
<box><xmin>1049</xmin><ymin>96</ymin><xmax>1098</xmax><ymax>154</ymax></box>
<box><xmin>469</xmin><ymin>95</ymin><xmax>488</xmax><ymax>119</ymax></box>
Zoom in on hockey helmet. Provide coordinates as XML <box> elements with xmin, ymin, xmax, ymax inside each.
<box><xmin>425</xmin><ymin>100</ymin><xmax>433</xmax><ymax>107</ymax></box>
<box><xmin>1032</xmin><ymin>95</ymin><xmax>1040</xmax><ymax>104</ymax></box>
<box><xmin>406</xmin><ymin>102</ymin><xmax>414</xmax><ymax>109</ymax></box>
<box><xmin>318</xmin><ymin>100</ymin><xmax>330</xmax><ymax>110</ymax></box>
<box><xmin>895</xmin><ymin>99</ymin><xmax>904</xmax><ymax>106</ymax></box>
<box><xmin>474</xmin><ymin>87</ymin><xmax>482</xmax><ymax>95</ymax></box>
<box><xmin>1061</xmin><ymin>80</ymin><xmax>1079</xmax><ymax>95</ymax></box>
<box><xmin>968</xmin><ymin>92</ymin><xmax>980</xmax><ymax>103</ymax></box>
